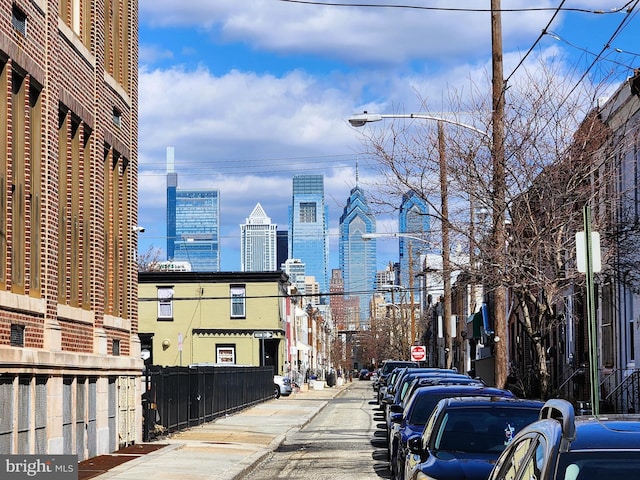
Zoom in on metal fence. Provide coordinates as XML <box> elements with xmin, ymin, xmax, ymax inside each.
<box><xmin>143</xmin><ymin>365</ymin><xmax>274</xmax><ymax>441</ymax></box>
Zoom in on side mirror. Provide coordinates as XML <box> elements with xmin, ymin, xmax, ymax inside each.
<box><xmin>389</xmin><ymin>404</ymin><xmax>403</xmax><ymax>414</ymax></box>
<box><xmin>407</xmin><ymin>435</ymin><xmax>424</xmax><ymax>455</ymax></box>
<box><xmin>390</xmin><ymin>412</ymin><xmax>403</xmax><ymax>424</ymax></box>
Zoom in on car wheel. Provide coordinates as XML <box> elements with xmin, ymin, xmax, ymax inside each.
<box><xmin>390</xmin><ymin>442</ymin><xmax>397</xmax><ymax>479</ymax></box>
<box><xmin>273</xmin><ymin>384</ymin><xmax>281</xmax><ymax>399</ymax></box>
<box><xmin>395</xmin><ymin>453</ymin><xmax>405</xmax><ymax>480</ymax></box>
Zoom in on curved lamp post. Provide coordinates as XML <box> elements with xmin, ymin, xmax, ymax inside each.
<box><xmin>353</xmin><ymin>113</ymin><xmax>491</xmax><ymax>372</ymax></box>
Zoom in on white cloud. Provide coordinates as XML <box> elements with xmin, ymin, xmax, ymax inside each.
<box><xmin>139</xmin><ymin>0</ymin><xmax>559</xmax><ymax>65</ymax></box>
<box><xmin>135</xmin><ymin>0</ymin><xmax>628</xmax><ymax>271</ymax></box>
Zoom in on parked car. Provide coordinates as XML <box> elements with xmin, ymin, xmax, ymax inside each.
<box><xmin>388</xmin><ymin>384</ymin><xmax>515</xmax><ymax>480</ymax></box>
<box><xmin>359</xmin><ymin>369</ymin><xmax>372</xmax><ymax>380</ymax></box>
<box><xmin>377</xmin><ymin>366</ymin><xmax>406</xmax><ymax>405</ymax></box>
<box><xmin>383</xmin><ymin>369</ymin><xmax>471</xmax><ymax>432</ymax></box>
<box><xmin>273</xmin><ymin>375</ymin><xmax>292</xmax><ymax>398</ymax></box>
<box><xmin>404</xmin><ymin>396</ymin><xmax>544</xmax><ymax>480</ymax></box>
<box><xmin>376</xmin><ymin>360</ymin><xmax>420</xmax><ymax>399</ymax></box>
<box><xmin>487</xmin><ymin>398</ymin><xmax>640</xmax><ymax>480</ymax></box>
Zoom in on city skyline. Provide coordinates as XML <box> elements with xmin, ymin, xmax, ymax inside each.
<box><xmin>163</xmin><ymin>160</ymin><xmax>440</xmax><ymax>292</ymax></box>
<box><xmin>136</xmin><ymin>3</ymin><xmax>638</xmax><ymax>274</ymax></box>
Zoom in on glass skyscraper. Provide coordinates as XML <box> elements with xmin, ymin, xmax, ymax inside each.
<box><xmin>399</xmin><ymin>190</ymin><xmax>430</xmax><ymax>295</ymax></box>
<box><xmin>339</xmin><ymin>185</ymin><xmax>376</xmax><ymax>325</ymax></box>
<box><xmin>288</xmin><ymin>175</ymin><xmax>329</xmax><ymax>298</ymax></box>
<box><xmin>166</xmin><ymin>147</ymin><xmax>220</xmax><ymax>272</ymax></box>
<box><xmin>240</xmin><ymin>203</ymin><xmax>277</xmax><ymax>272</ymax></box>
<box><xmin>172</xmin><ymin>189</ymin><xmax>220</xmax><ymax>271</ymax></box>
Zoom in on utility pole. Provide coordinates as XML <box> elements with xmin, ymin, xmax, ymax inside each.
<box><xmin>409</xmin><ymin>243</ymin><xmax>416</xmax><ymax>346</ymax></box>
<box><xmin>438</xmin><ymin>121</ymin><xmax>453</xmax><ymax>369</ymax></box>
<box><xmin>491</xmin><ymin>0</ymin><xmax>508</xmax><ymax>388</ymax></box>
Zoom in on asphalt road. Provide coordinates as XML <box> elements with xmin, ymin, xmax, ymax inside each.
<box><xmin>243</xmin><ymin>380</ymin><xmax>390</xmax><ymax>479</ymax></box>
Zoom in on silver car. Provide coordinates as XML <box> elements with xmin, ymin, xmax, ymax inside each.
<box><xmin>274</xmin><ymin>375</ymin><xmax>292</xmax><ymax>398</ymax></box>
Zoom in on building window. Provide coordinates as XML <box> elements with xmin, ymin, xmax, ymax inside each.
<box><xmin>12</xmin><ymin>5</ymin><xmax>27</xmax><ymax>36</ymax></box>
<box><xmin>59</xmin><ymin>0</ymin><xmax>91</xmax><ymax>48</ymax></box>
<box><xmin>230</xmin><ymin>285</ymin><xmax>246</xmax><ymax>318</ymax></box>
<box><xmin>112</xmin><ymin>339</ymin><xmax>120</xmax><ymax>356</ymax></box>
<box><xmin>157</xmin><ymin>287</ymin><xmax>174</xmax><ymax>320</ymax></box>
<box><xmin>216</xmin><ymin>345</ymin><xmax>236</xmax><ymax>364</ymax></box>
<box><xmin>11</xmin><ymin>72</ymin><xmax>26</xmax><ymax>292</ymax></box>
<box><xmin>300</xmin><ymin>202</ymin><xmax>316</xmax><ymax>223</ymax></box>
<box><xmin>112</xmin><ymin>108</ymin><xmax>121</xmax><ymax>127</ymax></box>
<box><xmin>11</xmin><ymin>324</ymin><xmax>25</xmax><ymax>347</ymax></box>
<box><xmin>104</xmin><ymin>0</ymin><xmax>131</xmax><ymax>89</ymax></box>
<box><xmin>0</xmin><ymin>61</ymin><xmax>7</xmax><ymax>285</ymax></box>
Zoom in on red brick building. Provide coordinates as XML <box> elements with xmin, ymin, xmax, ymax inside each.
<box><xmin>0</xmin><ymin>0</ymin><xmax>142</xmax><ymax>458</ymax></box>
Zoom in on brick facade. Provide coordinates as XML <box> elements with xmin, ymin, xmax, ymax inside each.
<box><xmin>0</xmin><ymin>0</ymin><xmax>142</xmax><ymax>458</ymax></box>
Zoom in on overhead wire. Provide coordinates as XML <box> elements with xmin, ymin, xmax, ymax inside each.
<box><xmin>274</xmin><ymin>0</ymin><xmax>628</xmax><ymax>14</ymax></box>
<box><xmin>545</xmin><ymin>31</ymin><xmax>639</xmax><ymax>70</ymax></box>
<box><xmin>503</xmin><ymin>0</ymin><xmax>567</xmax><ymax>88</ymax></box>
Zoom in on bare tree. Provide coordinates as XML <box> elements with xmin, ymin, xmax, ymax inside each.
<box><xmin>137</xmin><ymin>245</ymin><xmax>163</xmax><ymax>272</ymax></box>
<box><xmin>355</xmin><ymin>57</ymin><xmax>611</xmax><ymax>397</ymax></box>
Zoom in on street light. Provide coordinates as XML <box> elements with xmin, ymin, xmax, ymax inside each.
<box><xmin>354</xmin><ymin>114</ymin><xmax>489</xmax><ymax>369</ymax></box>
<box><xmin>348</xmin><ymin>112</ymin><xmax>490</xmax><ymax>139</ymax></box>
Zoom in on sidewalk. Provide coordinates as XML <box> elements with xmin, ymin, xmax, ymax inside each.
<box><xmin>79</xmin><ymin>381</ymin><xmax>352</xmax><ymax>480</ymax></box>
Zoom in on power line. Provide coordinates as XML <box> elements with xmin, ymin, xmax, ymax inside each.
<box><xmin>545</xmin><ymin>31</ymin><xmax>639</xmax><ymax>70</ymax></box>
<box><xmin>274</xmin><ymin>0</ymin><xmax>627</xmax><ymax>14</ymax></box>
<box><xmin>504</xmin><ymin>0</ymin><xmax>567</xmax><ymax>87</ymax></box>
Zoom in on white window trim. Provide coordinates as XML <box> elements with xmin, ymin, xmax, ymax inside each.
<box><xmin>230</xmin><ymin>286</ymin><xmax>246</xmax><ymax>318</ymax></box>
<box><xmin>157</xmin><ymin>287</ymin><xmax>174</xmax><ymax>319</ymax></box>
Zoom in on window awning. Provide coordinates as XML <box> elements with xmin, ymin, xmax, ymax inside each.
<box><xmin>466</xmin><ymin>310</ymin><xmax>483</xmax><ymax>339</ymax></box>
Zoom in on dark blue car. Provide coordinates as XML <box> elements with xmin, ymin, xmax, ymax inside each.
<box><xmin>488</xmin><ymin>399</ymin><xmax>640</xmax><ymax>480</ymax></box>
<box><xmin>388</xmin><ymin>384</ymin><xmax>514</xmax><ymax>480</ymax></box>
<box><xmin>405</xmin><ymin>396</ymin><xmax>544</xmax><ymax>480</ymax></box>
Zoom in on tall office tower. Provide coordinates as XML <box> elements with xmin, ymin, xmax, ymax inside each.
<box><xmin>174</xmin><ymin>189</ymin><xmax>220</xmax><ymax>271</ymax></box>
<box><xmin>276</xmin><ymin>230</ymin><xmax>288</xmax><ymax>269</ymax></box>
<box><xmin>240</xmin><ymin>203</ymin><xmax>277</xmax><ymax>271</ymax></box>
<box><xmin>399</xmin><ymin>190</ymin><xmax>430</xmax><ymax>300</ymax></box>
<box><xmin>166</xmin><ymin>149</ymin><xmax>220</xmax><ymax>271</ymax></box>
<box><xmin>282</xmin><ymin>258</ymin><xmax>306</xmax><ymax>295</ymax></box>
<box><xmin>288</xmin><ymin>175</ymin><xmax>329</xmax><ymax>298</ymax></box>
<box><xmin>166</xmin><ymin>147</ymin><xmax>178</xmax><ymax>259</ymax></box>
<box><xmin>339</xmin><ymin>185</ymin><xmax>376</xmax><ymax>326</ymax></box>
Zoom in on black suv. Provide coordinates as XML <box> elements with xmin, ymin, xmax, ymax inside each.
<box><xmin>488</xmin><ymin>398</ymin><xmax>640</xmax><ymax>480</ymax></box>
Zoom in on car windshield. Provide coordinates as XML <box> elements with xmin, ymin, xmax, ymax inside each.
<box><xmin>557</xmin><ymin>452</ymin><xmax>640</xmax><ymax>480</ymax></box>
<box><xmin>434</xmin><ymin>407</ymin><xmax>540</xmax><ymax>454</ymax></box>
<box><xmin>407</xmin><ymin>394</ymin><xmax>449</xmax><ymax>425</ymax></box>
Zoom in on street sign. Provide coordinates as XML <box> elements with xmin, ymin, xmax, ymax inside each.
<box><xmin>411</xmin><ymin>345</ymin><xmax>427</xmax><ymax>362</ymax></box>
<box><xmin>253</xmin><ymin>331</ymin><xmax>273</xmax><ymax>339</ymax></box>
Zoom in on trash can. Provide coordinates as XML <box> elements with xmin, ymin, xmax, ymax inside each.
<box><xmin>327</xmin><ymin>372</ymin><xmax>336</xmax><ymax>387</ymax></box>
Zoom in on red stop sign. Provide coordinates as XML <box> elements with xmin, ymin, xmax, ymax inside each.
<box><xmin>411</xmin><ymin>345</ymin><xmax>426</xmax><ymax>362</ymax></box>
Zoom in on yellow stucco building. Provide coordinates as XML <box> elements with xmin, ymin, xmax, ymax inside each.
<box><xmin>138</xmin><ymin>271</ymin><xmax>290</xmax><ymax>374</ymax></box>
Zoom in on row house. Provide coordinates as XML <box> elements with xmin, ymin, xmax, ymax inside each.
<box><xmin>450</xmin><ymin>73</ymin><xmax>640</xmax><ymax>412</ymax></box>
<box><xmin>138</xmin><ymin>271</ymin><xmax>290</xmax><ymax>373</ymax></box>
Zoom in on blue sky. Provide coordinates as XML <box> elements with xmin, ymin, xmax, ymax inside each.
<box><xmin>136</xmin><ymin>1</ymin><xmax>640</xmax><ymax>271</ymax></box>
